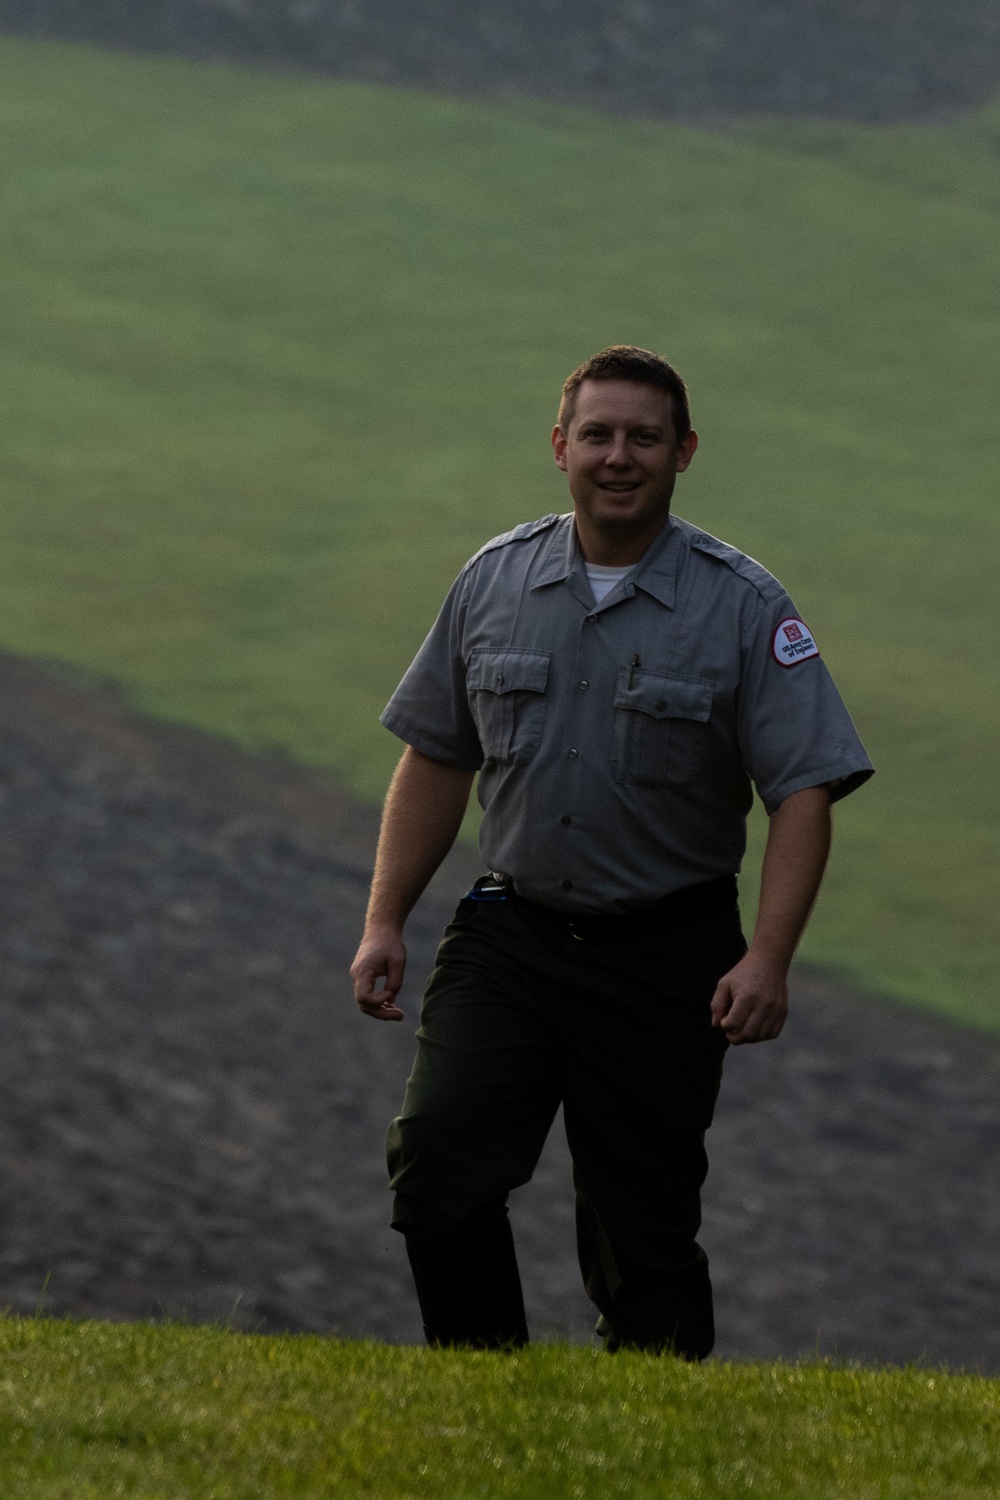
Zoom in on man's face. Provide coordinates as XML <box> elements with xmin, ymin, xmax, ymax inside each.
<box><xmin>551</xmin><ymin>379</ymin><xmax>698</xmax><ymax>543</ymax></box>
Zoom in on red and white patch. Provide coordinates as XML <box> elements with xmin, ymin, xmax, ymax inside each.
<box><xmin>772</xmin><ymin>617</ymin><xmax>820</xmax><ymax>667</ymax></box>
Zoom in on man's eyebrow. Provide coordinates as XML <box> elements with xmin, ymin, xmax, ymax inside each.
<box><xmin>577</xmin><ymin>419</ymin><xmax>665</xmax><ymax>431</ymax></box>
<box><xmin>577</xmin><ymin>421</ymin><xmax>667</xmax><ymax>435</ymax></box>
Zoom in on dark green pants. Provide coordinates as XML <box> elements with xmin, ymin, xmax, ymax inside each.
<box><xmin>387</xmin><ymin>880</ymin><xmax>744</xmax><ymax>1357</ymax></box>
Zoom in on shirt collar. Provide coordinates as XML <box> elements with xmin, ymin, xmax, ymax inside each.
<box><xmin>530</xmin><ymin>512</ymin><xmax>682</xmax><ymax>610</ymax></box>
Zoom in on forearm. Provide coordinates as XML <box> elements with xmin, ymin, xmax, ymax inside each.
<box><xmin>750</xmin><ymin>784</ymin><xmax>832</xmax><ymax>970</ymax></box>
<box><xmin>711</xmin><ymin>783</ymin><xmax>832</xmax><ymax>1044</ymax></box>
<box><xmin>365</xmin><ymin>746</ymin><xmax>476</xmax><ymax>933</ymax></box>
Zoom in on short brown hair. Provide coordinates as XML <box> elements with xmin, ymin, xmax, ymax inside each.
<box><xmin>558</xmin><ymin>345</ymin><xmax>691</xmax><ymax>440</ymax></box>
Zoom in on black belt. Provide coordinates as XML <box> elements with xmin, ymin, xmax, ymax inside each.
<box><xmin>503</xmin><ymin>874</ymin><xmax>739</xmax><ymax>944</ymax></box>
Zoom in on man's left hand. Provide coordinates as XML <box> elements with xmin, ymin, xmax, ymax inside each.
<box><xmin>710</xmin><ymin>952</ymin><xmax>788</xmax><ymax>1045</ymax></box>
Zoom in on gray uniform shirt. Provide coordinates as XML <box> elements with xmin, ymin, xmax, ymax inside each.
<box><xmin>382</xmin><ymin>512</ymin><xmax>873</xmax><ymax>914</ymax></box>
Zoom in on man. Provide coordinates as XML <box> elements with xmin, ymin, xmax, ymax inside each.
<box><xmin>350</xmin><ymin>345</ymin><xmax>873</xmax><ymax>1358</ymax></box>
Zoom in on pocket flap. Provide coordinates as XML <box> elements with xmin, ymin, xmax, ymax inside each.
<box><xmin>614</xmin><ymin>670</ymin><xmax>713</xmax><ymax>721</ymax></box>
<box><xmin>467</xmin><ymin>650</ymin><xmax>551</xmax><ymax>695</ymax></box>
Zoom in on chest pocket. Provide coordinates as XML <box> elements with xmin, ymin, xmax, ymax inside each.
<box><xmin>467</xmin><ymin>650</ymin><xmax>551</xmax><ymax>765</ymax></box>
<box><xmin>613</xmin><ymin>669</ymin><xmax>713</xmax><ymax>788</ymax></box>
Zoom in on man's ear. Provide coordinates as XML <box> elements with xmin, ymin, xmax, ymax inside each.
<box><xmin>675</xmin><ymin>429</ymin><xmax>699</xmax><ymax>473</ymax></box>
<box><xmin>551</xmin><ymin>423</ymin><xmax>569</xmax><ymax>472</ymax></box>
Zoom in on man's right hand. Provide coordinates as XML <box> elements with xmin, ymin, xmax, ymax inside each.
<box><xmin>348</xmin><ymin>747</ymin><xmax>475</xmax><ymax>1024</ymax></box>
<box><xmin>350</xmin><ymin>925</ymin><xmax>407</xmax><ymax>1022</ymax></box>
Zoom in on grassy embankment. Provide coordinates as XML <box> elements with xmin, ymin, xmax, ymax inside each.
<box><xmin>1</xmin><ymin>1318</ymin><xmax>998</xmax><ymax>1498</ymax></box>
<box><xmin>0</xmin><ymin>37</ymin><xmax>997</xmax><ymax>1024</ymax></box>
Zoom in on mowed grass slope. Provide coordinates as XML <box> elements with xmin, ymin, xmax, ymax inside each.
<box><xmin>0</xmin><ymin>38</ymin><xmax>997</xmax><ymax>1023</ymax></box>
<box><xmin>2</xmin><ymin>1318</ymin><xmax>999</xmax><ymax>1498</ymax></box>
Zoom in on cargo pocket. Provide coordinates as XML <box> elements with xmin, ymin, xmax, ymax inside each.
<box><xmin>613</xmin><ymin>670</ymin><xmax>713</xmax><ymax>787</ymax></box>
<box><xmin>467</xmin><ymin>650</ymin><xmax>551</xmax><ymax>764</ymax></box>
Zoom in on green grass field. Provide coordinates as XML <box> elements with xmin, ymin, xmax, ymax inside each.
<box><xmin>0</xmin><ymin>37</ymin><xmax>997</xmax><ymax>1024</ymax></box>
<box><xmin>1</xmin><ymin>1318</ymin><xmax>997</xmax><ymax>1497</ymax></box>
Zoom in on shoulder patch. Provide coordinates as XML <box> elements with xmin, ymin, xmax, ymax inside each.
<box><xmin>469</xmin><ymin>513</ymin><xmax>562</xmax><ymax>562</ymax></box>
<box><xmin>681</xmin><ymin>520</ymin><xmax>785</xmax><ymax>603</ymax></box>
<box><xmin>772</xmin><ymin>617</ymin><xmax>820</xmax><ymax>667</ymax></box>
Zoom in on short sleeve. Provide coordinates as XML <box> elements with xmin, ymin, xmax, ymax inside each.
<box><xmin>380</xmin><ymin>567</ymin><xmax>484</xmax><ymax>770</ymax></box>
<box><xmin>737</xmin><ymin>593</ymin><xmax>874</xmax><ymax>814</ymax></box>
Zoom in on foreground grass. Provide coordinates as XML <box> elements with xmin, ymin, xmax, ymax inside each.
<box><xmin>0</xmin><ymin>38</ymin><xmax>998</xmax><ymax>1023</ymax></box>
<box><xmin>1</xmin><ymin>1319</ymin><xmax>997</xmax><ymax>1498</ymax></box>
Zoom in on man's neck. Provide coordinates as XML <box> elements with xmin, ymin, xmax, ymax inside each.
<box><xmin>573</xmin><ymin>513</ymin><xmax>670</xmax><ymax>566</ymax></box>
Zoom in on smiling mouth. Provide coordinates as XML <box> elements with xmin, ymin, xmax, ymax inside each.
<box><xmin>598</xmin><ymin>482</ymin><xmax>641</xmax><ymax>493</ymax></box>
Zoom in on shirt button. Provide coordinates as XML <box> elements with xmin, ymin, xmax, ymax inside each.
<box><xmin>561</xmin><ymin>880</ymin><xmax>573</xmax><ymax>891</ymax></box>
<box><xmin>586</xmin><ymin>614</ymin><xmax>597</xmax><ymax>623</ymax></box>
<box><xmin>495</xmin><ymin>675</ymin><xmax>504</xmax><ymax>685</ymax></box>
<box><xmin>560</xmin><ymin>815</ymin><xmax>572</xmax><ymax>826</ymax></box>
<box><xmin>568</xmin><ymin>748</ymin><xmax>579</xmax><ymax>759</ymax></box>
<box><xmin>578</xmin><ymin>680</ymin><xmax>589</xmax><ymax>691</ymax></box>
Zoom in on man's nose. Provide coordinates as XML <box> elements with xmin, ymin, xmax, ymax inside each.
<box><xmin>604</xmin><ymin>436</ymin><xmax>631</xmax><ymax>467</ymax></box>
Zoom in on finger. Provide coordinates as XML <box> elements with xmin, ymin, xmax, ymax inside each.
<box><xmin>351</xmin><ymin>952</ymin><xmax>398</xmax><ymax>1002</ymax></box>
<box><xmin>352</xmin><ymin>947</ymin><xmax>407</xmax><ymax>995</ymax></box>
<box><xmin>720</xmin><ymin>994</ymin><xmax>756</xmax><ymax>1034</ymax></box>
<box><xmin>725</xmin><ymin>1016</ymin><xmax>762</xmax><ymax>1045</ymax></box>
<box><xmin>351</xmin><ymin>963</ymin><xmax>383</xmax><ymax>1002</ymax></box>
<box><xmin>728</xmin><ymin>1002</ymin><xmax>784</xmax><ymax>1045</ymax></box>
<box><xmin>725</xmin><ymin>1016</ymin><xmax>772</xmax><ymax>1043</ymax></box>
<box><xmin>754</xmin><ymin>1009</ymin><xmax>786</xmax><ymax>1042</ymax></box>
<box><xmin>358</xmin><ymin>995</ymin><xmax>405</xmax><ymax>1022</ymax></box>
<box><xmin>381</xmin><ymin>953</ymin><xmax>406</xmax><ymax>1001</ymax></box>
<box><xmin>709</xmin><ymin>978</ymin><xmax>733</xmax><ymax>1026</ymax></box>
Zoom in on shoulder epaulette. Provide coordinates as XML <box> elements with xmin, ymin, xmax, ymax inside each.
<box><xmin>679</xmin><ymin>519</ymin><xmax>785</xmax><ymax>603</ymax></box>
<box><xmin>468</xmin><ymin>513</ymin><xmax>563</xmax><ymax>563</ymax></box>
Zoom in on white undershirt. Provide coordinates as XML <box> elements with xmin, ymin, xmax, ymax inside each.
<box><xmin>584</xmin><ymin>562</ymin><xmax>633</xmax><ymax>605</ymax></box>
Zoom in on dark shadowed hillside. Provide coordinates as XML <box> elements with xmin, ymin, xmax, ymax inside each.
<box><xmin>0</xmin><ymin>654</ymin><xmax>999</xmax><ymax>1368</ymax></box>
<box><xmin>2</xmin><ymin>0</ymin><xmax>999</xmax><ymax>121</ymax></box>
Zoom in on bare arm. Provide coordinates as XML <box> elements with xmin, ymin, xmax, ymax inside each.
<box><xmin>350</xmin><ymin>746</ymin><xmax>475</xmax><ymax>1022</ymax></box>
<box><xmin>710</xmin><ymin>784</ymin><xmax>832</xmax><ymax>1045</ymax></box>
